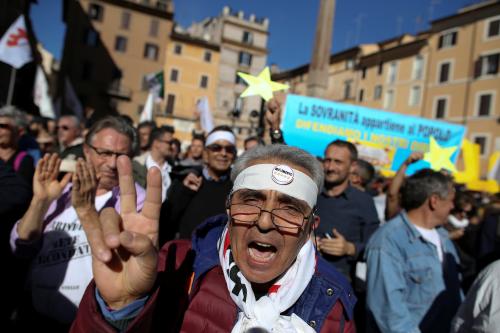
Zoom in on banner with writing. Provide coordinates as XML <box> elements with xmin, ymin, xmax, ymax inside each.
<box><xmin>282</xmin><ymin>94</ymin><xmax>467</xmax><ymax>174</ymax></box>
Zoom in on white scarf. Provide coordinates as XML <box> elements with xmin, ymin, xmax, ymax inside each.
<box><xmin>218</xmin><ymin>226</ymin><xmax>317</xmax><ymax>333</ymax></box>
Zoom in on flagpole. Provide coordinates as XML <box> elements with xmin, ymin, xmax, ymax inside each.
<box><xmin>6</xmin><ymin>67</ymin><xmax>16</xmax><ymax>105</ymax></box>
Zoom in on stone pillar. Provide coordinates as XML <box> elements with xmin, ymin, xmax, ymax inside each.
<box><xmin>307</xmin><ymin>0</ymin><xmax>336</xmax><ymax>98</ymax></box>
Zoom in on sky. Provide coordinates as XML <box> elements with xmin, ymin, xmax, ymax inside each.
<box><xmin>30</xmin><ymin>0</ymin><xmax>475</xmax><ymax>70</ymax></box>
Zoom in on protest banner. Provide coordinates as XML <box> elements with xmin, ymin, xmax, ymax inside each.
<box><xmin>282</xmin><ymin>94</ymin><xmax>467</xmax><ymax>175</ymax></box>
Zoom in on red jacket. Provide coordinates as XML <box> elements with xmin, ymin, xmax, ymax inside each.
<box><xmin>71</xmin><ymin>216</ymin><xmax>356</xmax><ymax>332</ymax></box>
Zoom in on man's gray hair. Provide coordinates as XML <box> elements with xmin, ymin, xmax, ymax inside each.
<box><xmin>0</xmin><ymin>105</ymin><xmax>28</xmax><ymax>129</ymax></box>
<box><xmin>401</xmin><ymin>169</ymin><xmax>454</xmax><ymax>211</ymax></box>
<box><xmin>85</xmin><ymin>116</ymin><xmax>137</xmax><ymax>155</ymax></box>
<box><xmin>59</xmin><ymin>114</ymin><xmax>81</xmax><ymax>128</ymax></box>
<box><xmin>231</xmin><ymin>144</ymin><xmax>324</xmax><ymax>192</ymax></box>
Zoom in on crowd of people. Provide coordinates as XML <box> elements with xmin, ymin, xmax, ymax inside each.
<box><xmin>0</xmin><ymin>100</ymin><xmax>499</xmax><ymax>333</ymax></box>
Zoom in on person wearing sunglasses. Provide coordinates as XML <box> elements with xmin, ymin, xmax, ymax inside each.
<box><xmin>159</xmin><ymin>126</ymin><xmax>237</xmax><ymax>244</ymax></box>
<box><xmin>57</xmin><ymin>115</ymin><xmax>84</xmax><ymax>160</ymax></box>
<box><xmin>10</xmin><ymin>116</ymin><xmax>146</xmax><ymax>331</ymax></box>
<box><xmin>70</xmin><ymin>144</ymin><xmax>356</xmax><ymax>333</ymax></box>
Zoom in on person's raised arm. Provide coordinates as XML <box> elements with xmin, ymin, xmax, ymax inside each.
<box><xmin>80</xmin><ymin>155</ymin><xmax>162</xmax><ymax>309</ymax></box>
<box><xmin>385</xmin><ymin>152</ymin><xmax>423</xmax><ymax>221</ymax></box>
<box><xmin>266</xmin><ymin>98</ymin><xmax>285</xmax><ymax>144</ymax></box>
<box><xmin>16</xmin><ymin>153</ymin><xmax>71</xmax><ymax>241</ymax></box>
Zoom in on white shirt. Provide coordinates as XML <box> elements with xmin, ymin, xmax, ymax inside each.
<box><xmin>145</xmin><ymin>154</ymin><xmax>171</xmax><ymax>202</ymax></box>
<box><xmin>414</xmin><ymin>225</ymin><xmax>443</xmax><ymax>262</ymax></box>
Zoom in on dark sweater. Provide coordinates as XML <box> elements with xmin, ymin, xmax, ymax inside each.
<box><xmin>159</xmin><ymin>175</ymin><xmax>232</xmax><ymax>244</ymax></box>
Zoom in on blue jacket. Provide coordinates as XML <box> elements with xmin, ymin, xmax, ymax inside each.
<box><xmin>365</xmin><ymin>212</ymin><xmax>462</xmax><ymax>333</ymax></box>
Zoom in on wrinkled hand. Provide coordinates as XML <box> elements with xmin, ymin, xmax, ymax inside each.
<box><xmin>404</xmin><ymin>152</ymin><xmax>424</xmax><ymax>166</ymax></box>
<box><xmin>317</xmin><ymin>229</ymin><xmax>356</xmax><ymax>257</ymax></box>
<box><xmin>265</xmin><ymin>98</ymin><xmax>282</xmax><ymax>130</ymax></box>
<box><xmin>183</xmin><ymin>172</ymin><xmax>202</xmax><ymax>192</ymax></box>
<box><xmin>81</xmin><ymin>156</ymin><xmax>162</xmax><ymax>309</ymax></box>
<box><xmin>33</xmin><ymin>153</ymin><xmax>72</xmax><ymax>203</ymax></box>
<box><xmin>72</xmin><ymin>158</ymin><xmax>97</xmax><ymax>216</ymax></box>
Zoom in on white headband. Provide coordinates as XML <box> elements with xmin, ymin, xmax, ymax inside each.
<box><xmin>232</xmin><ymin>164</ymin><xmax>318</xmax><ymax>208</ymax></box>
<box><xmin>206</xmin><ymin>131</ymin><xmax>236</xmax><ymax>146</ymax></box>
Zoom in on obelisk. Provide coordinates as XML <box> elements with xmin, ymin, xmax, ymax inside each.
<box><xmin>307</xmin><ymin>0</ymin><xmax>336</xmax><ymax>98</ymax></box>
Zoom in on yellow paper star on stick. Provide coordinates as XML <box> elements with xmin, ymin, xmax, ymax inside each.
<box><xmin>237</xmin><ymin>67</ymin><xmax>289</xmax><ymax>101</ymax></box>
<box><xmin>423</xmin><ymin>136</ymin><xmax>458</xmax><ymax>173</ymax></box>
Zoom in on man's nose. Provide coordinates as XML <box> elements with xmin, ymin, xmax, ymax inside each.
<box><xmin>255</xmin><ymin>208</ymin><xmax>275</xmax><ymax>231</ymax></box>
<box><xmin>106</xmin><ymin>154</ymin><xmax>118</xmax><ymax>169</ymax></box>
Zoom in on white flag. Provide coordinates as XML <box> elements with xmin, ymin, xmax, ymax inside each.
<box><xmin>0</xmin><ymin>15</ymin><xmax>32</xmax><ymax>68</ymax></box>
<box><xmin>197</xmin><ymin>96</ymin><xmax>214</xmax><ymax>133</ymax></box>
<box><xmin>33</xmin><ymin>66</ymin><xmax>55</xmax><ymax>119</ymax></box>
<box><xmin>140</xmin><ymin>92</ymin><xmax>154</xmax><ymax>122</ymax></box>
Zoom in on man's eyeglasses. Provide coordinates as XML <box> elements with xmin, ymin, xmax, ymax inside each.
<box><xmin>206</xmin><ymin>144</ymin><xmax>236</xmax><ymax>155</ymax></box>
<box><xmin>56</xmin><ymin>125</ymin><xmax>71</xmax><ymax>131</ymax></box>
<box><xmin>157</xmin><ymin>139</ymin><xmax>174</xmax><ymax>145</ymax></box>
<box><xmin>87</xmin><ymin>143</ymin><xmax>129</xmax><ymax>159</ymax></box>
<box><xmin>228</xmin><ymin>203</ymin><xmax>311</xmax><ymax>235</ymax></box>
<box><xmin>0</xmin><ymin>123</ymin><xmax>12</xmax><ymax>130</ymax></box>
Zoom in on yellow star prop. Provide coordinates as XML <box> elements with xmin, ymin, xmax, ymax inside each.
<box><xmin>423</xmin><ymin>136</ymin><xmax>458</xmax><ymax>173</ymax></box>
<box><xmin>237</xmin><ymin>67</ymin><xmax>289</xmax><ymax>101</ymax></box>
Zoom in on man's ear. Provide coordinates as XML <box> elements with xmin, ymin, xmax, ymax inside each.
<box><xmin>349</xmin><ymin>160</ymin><xmax>358</xmax><ymax>174</ymax></box>
<box><xmin>313</xmin><ymin>214</ymin><xmax>320</xmax><ymax>230</ymax></box>
<box><xmin>428</xmin><ymin>194</ymin><xmax>439</xmax><ymax>211</ymax></box>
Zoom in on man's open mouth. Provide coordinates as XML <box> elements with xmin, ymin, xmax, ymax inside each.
<box><xmin>248</xmin><ymin>241</ymin><xmax>277</xmax><ymax>262</ymax></box>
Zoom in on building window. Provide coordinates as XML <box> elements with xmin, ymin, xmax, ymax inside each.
<box><xmin>374</xmin><ymin>85</ymin><xmax>382</xmax><ymax>100</ymax></box>
<box><xmin>412</xmin><ymin>55</ymin><xmax>424</xmax><ymax>80</ymax></box>
<box><xmin>84</xmin><ymin>29</ymin><xmax>98</xmax><ymax>47</ymax></box>
<box><xmin>149</xmin><ymin>19</ymin><xmax>159</xmax><ymax>37</ymax></box>
<box><xmin>235</xmin><ymin>73</ymin><xmax>246</xmax><ymax>85</ymax></box>
<box><xmin>346</xmin><ymin>59</ymin><xmax>355</xmax><ymax>70</ymax></box>
<box><xmin>378</xmin><ymin>62</ymin><xmax>383</xmax><ymax>75</ymax></box>
<box><xmin>383</xmin><ymin>89</ymin><xmax>394</xmax><ymax>109</ymax></box>
<box><xmin>144</xmin><ymin>43</ymin><xmax>158</xmax><ymax>60</ymax></box>
<box><xmin>137</xmin><ymin>105</ymin><xmax>144</xmax><ymax>115</ymax></box>
<box><xmin>435</xmin><ymin>98</ymin><xmax>447</xmax><ymax>119</ymax></box>
<box><xmin>344</xmin><ymin>80</ymin><xmax>352</xmax><ymax>99</ymax></box>
<box><xmin>242</xmin><ymin>31</ymin><xmax>253</xmax><ymax>44</ymax></box>
<box><xmin>114</xmin><ymin>36</ymin><xmax>127</xmax><ymax>52</ymax></box>
<box><xmin>387</xmin><ymin>62</ymin><xmax>397</xmax><ymax>84</ymax></box>
<box><xmin>82</xmin><ymin>61</ymin><xmax>92</xmax><ymax>80</ymax></box>
<box><xmin>121</xmin><ymin>11</ymin><xmax>130</xmax><ymax>29</ymax></box>
<box><xmin>204</xmin><ymin>51</ymin><xmax>212</xmax><ymax>62</ymax></box>
<box><xmin>475</xmin><ymin>53</ymin><xmax>500</xmax><ymax>77</ymax></box>
<box><xmin>165</xmin><ymin>94</ymin><xmax>175</xmax><ymax>115</ymax></box>
<box><xmin>477</xmin><ymin>93</ymin><xmax>492</xmax><ymax>117</ymax></box>
<box><xmin>438</xmin><ymin>30</ymin><xmax>458</xmax><ymax>49</ymax></box>
<box><xmin>358</xmin><ymin>89</ymin><xmax>364</xmax><ymax>102</ymax></box>
<box><xmin>88</xmin><ymin>3</ymin><xmax>104</xmax><ymax>21</ymax></box>
<box><xmin>361</xmin><ymin>67</ymin><xmax>367</xmax><ymax>79</ymax></box>
<box><xmin>472</xmin><ymin>135</ymin><xmax>488</xmax><ymax>156</ymax></box>
<box><xmin>409</xmin><ymin>86</ymin><xmax>421</xmax><ymax>106</ymax></box>
<box><xmin>169</xmin><ymin>69</ymin><xmax>179</xmax><ymax>82</ymax></box>
<box><xmin>238</xmin><ymin>51</ymin><xmax>252</xmax><ymax>66</ymax></box>
<box><xmin>487</xmin><ymin>18</ymin><xmax>500</xmax><ymax>38</ymax></box>
<box><xmin>174</xmin><ymin>44</ymin><xmax>182</xmax><ymax>55</ymax></box>
<box><xmin>200</xmin><ymin>75</ymin><xmax>209</xmax><ymax>88</ymax></box>
<box><xmin>439</xmin><ymin>62</ymin><xmax>451</xmax><ymax>83</ymax></box>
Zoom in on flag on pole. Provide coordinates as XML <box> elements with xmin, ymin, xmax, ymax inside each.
<box><xmin>197</xmin><ymin>96</ymin><xmax>214</xmax><ymax>133</ymax></box>
<box><xmin>33</xmin><ymin>66</ymin><xmax>55</xmax><ymax>119</ymax></box>
<box><xmin>0</xmin><ymin>15</ymin><xmax>32</xmax><ymax>68</ymax></box>
<box><xmin>145</xmin><ymin>71</ymin><xmax>164</xmax><ymax>102</ymax></box>
<box><xmin>140</xmin><ymin>92</ymin><xmax>155</xmax><ymax>122</ymax></box>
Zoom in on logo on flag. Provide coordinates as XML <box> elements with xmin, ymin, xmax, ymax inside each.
<box><xmin>0</xmin><ymin>15</ymin><xmax>32</xmax><ymax>68</ymax></box>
